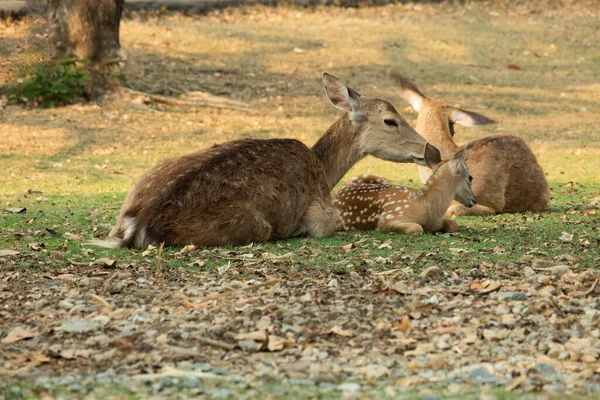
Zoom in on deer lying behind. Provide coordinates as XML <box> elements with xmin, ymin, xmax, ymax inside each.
<box><xmin>332</xmin><ymin>149</ymin><xmax>476</xmax><ymax>234</ymax></box>
<box><xmin>90</xmin><ymin>73</ymin><xmax>441</xmax><ymax>248</ymax></box>
<box><xmin>392</xmin><ymin>72</ymin><xmax>550</xmax><ymax>216</ymax></box>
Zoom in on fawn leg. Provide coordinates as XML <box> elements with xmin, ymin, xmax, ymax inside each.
<box><xmin>440</xmin><ymin>218</ymin><xmax>459</xmax><ymax>233</ymax></box>
<box><xmin>378</xmin><ymin>219</ymin><xmax>424</xmax><ymax>235</ymax></box>
<box><xmin>447</xmin><ymin>203</ymin><xmax>497</xmax><ymax>217</ymax></box>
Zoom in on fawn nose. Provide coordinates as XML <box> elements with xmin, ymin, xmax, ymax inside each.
<box><xmin>424</xmin><ymin>143</ymin><xmax>442</xmax><ymax>169</ymax></box>
<box><xmin>469</xmin><ymin>197</ymin><xmax>477</xmax><ymax>207</ymax></box>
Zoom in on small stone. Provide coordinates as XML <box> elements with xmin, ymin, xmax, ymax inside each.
<box><xmin>181</xmin><ymin>376</ymin><xmax>202</xmax><ymax>389</ymax></box>
<box><xmin>528</xmin><ymin>363</ymin><xmax>561</xmax><ymax>384</ymax></box>
<box><xmin>136</xmin><ymin>278</ymin><xmax>151</xmax><ymax>286</ymax></box>
<box><xmin>237</xmin><ymin>339</ymin><xmax>260</xmax><ymax>352</ymax></box>
<box><xmin>61</xmin><ymin>319</ymin><xmax>100</xmax><ymax>333</ymax></box>
<box><xmin>338</xmin><ymin>382</ymin><xmax>361</xmax><ymax>392</ymax></box>
<box><xmin>501</xmin><ymin>314</ymin><xmax>516</xmax><ymax>326</ymax></box>
<box><xmin>496</xmin><ymin>292</ymin><xmax>526</xmax><ymax>301</ymax></box>
<box><xmin>206</xmin><ymin>388</ymin><xmax>232</xmax><ymax>398</ymax></box>
<box><xmin>95</xmin><ymin>368</ymin><xmax>116</xmax><ymax>384</ymax></box>
<box><xmin>58</xmin><ymin>376</ymin><xmax>76</xmax><ymax>386</ymax></box>
<box><xmin>550</xmin><ymin>265</ymin><xmax>571</xmax><ymax>278</ymax></box>
<box><xmin>523</xmin><ymin>266</ymin><xmax>536</xmax><ymax>277</ymax></box>
<box><xmin>192</xmin><ymin>362</ymin><xmax>213</xmax><ymax>371</ymax></box>
<box><xmin>582</xmin><ymin>355</ymin><xmax>598</xmax><ymax>364</ymax></box>
<box><xmin>159</xmin><ymin>376</ymin><xmax>175</xmax><ymax>388</ymax></box>
<box><xmin>327</xmin><ymin>278</ymin><xmax>339</xmax><ymax>288</ymax></box>
<box><xmin>467</xmin><ymin>368</ymin><xmax>498</xmax><ymax>386</ymax></box>
<box><xmin>59</xmin><ymin>300</ymin><xmax>74</xmax><ymax>309</ymax></box>
<box><xmin>35</xmin><ymin>376</ymin><xmax>52</xmax><ymax>387</ymax></box>
<box><xmin>289</xmin><ymin>379</ymin><xmax>316</xmax><ymax>386</ymax></box>
<box><xmin>531</xmin><ymin>259</ymin><xmax>552</xmax><ymax>269</ymax></box>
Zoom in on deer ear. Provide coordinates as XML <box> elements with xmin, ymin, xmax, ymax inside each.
<box><xmin>449</xmin><ymin>148</ymin><xmax>467</xmax><ymax>172</ymax></box>
<box><xmin>450</xmin><ymin>108</ymin><xmax>495</xmax><ymax>127</ymax></box>
<box><xmin>390</xmin><ymin>71</ymin><xmax>426</xmax><ymax>112</ymax></box>
<box><xmin>322</xmin><ymin>73</ymin><xmax>362</xmax><ymax>114</ymax></box>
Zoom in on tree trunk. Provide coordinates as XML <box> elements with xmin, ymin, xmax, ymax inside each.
<box><xmin>47</xmin><ymin>0</ymin><xmax>124</xmax><ymax>98</ymax></box>
<box><xmin>48</xmin><ymin>0</ymin><xmax>124</xmax><ymax>62</ymax></box>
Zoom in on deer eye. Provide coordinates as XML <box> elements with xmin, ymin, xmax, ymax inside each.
<box><xmin>468</xmin><ymin>175</ymin><xmax>473</xmax><ymax>183</ymax></box>
<box><xmin>384</xmin><ymin>119</ymin><xmax>399</xmax><ymax>127</ymax></box>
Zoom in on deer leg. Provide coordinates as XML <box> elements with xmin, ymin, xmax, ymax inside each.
<box><xmin>301</xmin><ymin>200</ymin><xmax>342</xmax><ymax>237</ymax></box>
<box><xmin>440</xmin><ymin>218</ymin><xmax>459</xmax><ymax>233</ymax></box>
<box><xmin>378</xmin><ymin>219</ymin><xmax>424</xmax><ymax>235</ymax></box>
<box><xmin>446</xmin><ymin>203</ymin><xmax>498</xmax><ymax>217</ymax></box>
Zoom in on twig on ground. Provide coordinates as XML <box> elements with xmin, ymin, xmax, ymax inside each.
<box><xmin>124</xmin><ymin>88</ymin><xmax>250</xmax><ymax>111</ymax></box>
<box><xmin>585</xmin><ymin>279</ymin><xmax>598</xmax><ymax>296</ymax></box>
<box><xmin>87</xmin><ymin>293</ymin><xmax>114</xmax><ymax>311</ymax></box>
<box><xmin>101</xmin><ymin>271</ymin><xmax>119</xmax><ymax>296</ymax></box>
<box><xmin>195</xmin><ymin>336</ymin><xmax>235</xmax><ymax>351</ymax></box>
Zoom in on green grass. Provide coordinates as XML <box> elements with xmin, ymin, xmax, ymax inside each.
<box><xmin>2</xmin><ymin>182</ymin><xmax>598</xmax><ymax>275</ymax></box>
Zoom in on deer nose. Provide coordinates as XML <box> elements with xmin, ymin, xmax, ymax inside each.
<box><xmin>424</xmin><ymin>143</ymin><xmax>441</xmax><ymax>169</ymax></box>
<box><xmin>470</xmin><ymin>197</ymin><xmax>477</xmax><ymax>207</ymax></box>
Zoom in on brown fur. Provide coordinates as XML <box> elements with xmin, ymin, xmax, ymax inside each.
<box><xmin>392</xmin><ymin>73</ymin><xmax>550</xmax><ymax>216</ymax></box>
<box><xmin>332</xmin><ymin>151</ymin><xmax>476</xmax><ymax>235</ymax></box>
<box><xmin>96</xmin><ymin>73</ymin><xmax>440</xmax><ymax>248</ymax></box>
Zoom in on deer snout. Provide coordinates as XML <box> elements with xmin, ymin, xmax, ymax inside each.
<box><xmin>424</xmin><ymin>143</ymin><xmax>442</xmax><ymax>169</ymax></box>
<box><xmin>468</xmin><ymin>197</ymin><xmax>477</xmax><ymax>208</ymax></box>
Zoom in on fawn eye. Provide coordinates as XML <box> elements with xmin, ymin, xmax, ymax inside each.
<box><xmin>468</xmin><ymin>175</ymin><xmax>473</xmax><ymax>183</ymax></box>
<box><xmin>384</xmin><ymin>119</ymin><xmax>399</xmax><ymax>127</ymax></box>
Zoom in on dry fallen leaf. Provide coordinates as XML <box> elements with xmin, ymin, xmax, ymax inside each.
<box><xmin>5</xmin><ymin>207</ymin><xmax>26</xmax><ymax>213</ymax></box>
<box><xmin>1</xmin><ymin>329</ymin><xmax>38</xmax><ymax>344</ymax></box>
<box><xmin>340</xmin><ymin>243</ymin><xmax>354</xmax><ymax>252</ymax></box>
<box><xmin>266</xmin><ymin>335</ymin><xmax>295</xmax><ymax>352</ymax></box>
<box><xmin>393</xmin><ymin>315</ymin><xmax>411</xmax><ymax>333</ymax></box>
<box><xmin>329</xmin><ymin>326</ymin><xmax>353</xmax><ymax>337</ymax></box>
<box><xmin>420</xmin><ymin>266</ymin><xmax>442</xmax><ymax>279</ymax></box>
<box><xmin>234</xmin><ymin>331</ymin><xmax>267</xmax><ymax>342</ymax></box>
<box><xmin>471</xmin><ymin>280</ymin><xmax>501</xmax><ymax>294</ymax></box>
<box><xmin>0</xmin><ymin>249</ymin><xmax>20</xmax><ymax>257</ymax></box>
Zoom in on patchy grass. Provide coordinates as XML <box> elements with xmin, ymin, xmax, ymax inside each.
<box><xmin>1</xmin><ymin>1</ymin><xmax>600</xmax><ymax>398</ymax></box>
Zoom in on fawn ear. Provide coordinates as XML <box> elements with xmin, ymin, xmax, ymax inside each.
<box><xmin>322</xmin><ymin>73</ymin><xmax>363</xmax><ymax>115</ymax></box>
<box><xmin>450</xmin><ymin>108</ymin><xmax>495</xmax><ymax>127</ymax></box>
<box><xmin>449</xmin><ymin>147</ymin><xmax>467</xmax><ymax>172</ymax></box>
<box><xmin>390</xmin><ymin>71</ymin><xmax>426</xmax><ymax>112</ymax></box>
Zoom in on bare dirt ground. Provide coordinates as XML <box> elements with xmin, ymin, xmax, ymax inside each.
<box><xmin>1</xmin><ymin>1</ymin><xmax>600</xmax><ymax>398</ymax></box>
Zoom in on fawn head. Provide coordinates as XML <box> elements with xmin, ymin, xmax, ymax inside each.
<box><xmin>322</xmin><ymin>73</ymin><xmax>441</xmax><ymax>168</ymax></box>
<box><xmin>445</xmin><ymin>148</ymin><xmax>477</xmax><ymax>208</ymax></box>
<box><xmin>390</xmin><ymin>72</ymin><xmax>494</xmax><ymax>157</ymax></box>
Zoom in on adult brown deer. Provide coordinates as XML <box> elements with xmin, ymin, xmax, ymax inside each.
<box><xmin>332</xmin><ymin>149</ymin><xmax>476</xmax><ymax>234</ymax></box>
<box><xmin>391</xmin><ymin>72</ymin><xmax>550</xmax><ymax>216</ymax></box>
<box><xmin>91</xmin><ymin>73</ymin><xmax>441</xmax><ymax>248</ymax></box>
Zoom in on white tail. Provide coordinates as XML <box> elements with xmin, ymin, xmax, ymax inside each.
<box><xmin>391</xmin><ymin>72</ymin><xmax>549</xmax><ymax>216</ymax></box>
<box><xmin>92</xmin><ymin>73</ymin><xmax>441</xmax><ymax>248</ymax></box>
<box><xmin>332</xmin><ymin>150</ymin><xmax>476</xmax><ymax>234</ymax></box>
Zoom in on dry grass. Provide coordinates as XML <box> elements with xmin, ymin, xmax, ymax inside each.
<box><xmin>1</xmin><ymin>2</ymin><xmax>599</xmax><ymax>199</ymax></box>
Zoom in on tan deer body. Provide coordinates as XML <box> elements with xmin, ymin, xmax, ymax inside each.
<box><xmin>392</xmin><ymin>73</ymin><xmax>550</xmax><ymax>216</ymax></box>
<box><xmin>92</xmin><ymin>73</ymin><xmax>441</xmax><ymax>248</ymax></box>
<box><xmin>332</xmin><ymin>150</ymin><xmax>476</xmax><ymax>234</ymax></box>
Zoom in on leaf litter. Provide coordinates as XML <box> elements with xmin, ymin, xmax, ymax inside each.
<box><xmin>1</xmin><ymin>244</ymin><xmax>599</xmax><ymax>397</ymax></box>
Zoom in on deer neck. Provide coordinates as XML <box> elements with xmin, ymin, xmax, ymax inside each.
<box><xmin>415</xmin><ymin>118</ymin><xmax>459</xmax><ymax>160</ymax></box>
<box><xmin>415</xmin><ymin>165</ymin><xmax>456</xmax><ymax>218</ymax></box>
<box><xmin>312</xmin><ymin>115</ymin><xmax>363</xmax><ymax>191</ymax></box>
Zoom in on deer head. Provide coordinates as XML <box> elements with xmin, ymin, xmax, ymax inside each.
<box><xmin>446</xmin><ymin>148</ymin><xmax>477</xmax><ymax>208</ymax></box>
<box><xmin>322</xmin><ymin>73</ymin><xmax>441</xmax><ymax>169</ymax></box>
<box><xmin>390</xmin><ymin>71</ymin><xmax>494</xmax><ymax>160</ymax></box>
